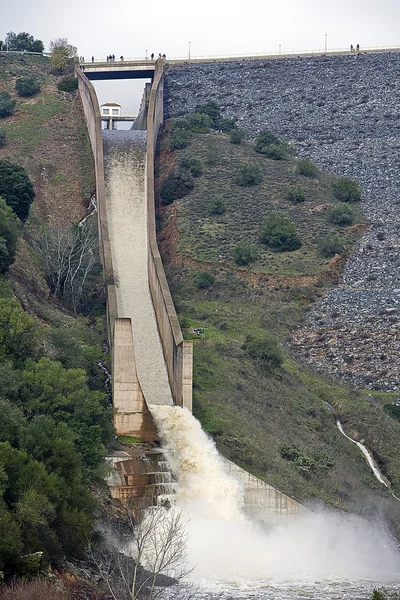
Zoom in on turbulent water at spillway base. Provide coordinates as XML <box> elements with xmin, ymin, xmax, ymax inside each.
<box><xmin>150</xmin><ymin>406</ymin><xmax>400</xmax><ymax>599</ymax></box>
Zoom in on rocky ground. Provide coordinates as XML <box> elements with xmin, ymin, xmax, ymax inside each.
<box><xmin>164</xmin><ymin>52</ymin><xmax>400</xmax><ymax>390</ymax></box>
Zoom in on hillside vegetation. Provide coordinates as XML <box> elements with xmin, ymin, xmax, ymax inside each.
<box><xmin>0</xmin><ymin>53</ymin><xmax>111</xmax><ymax>581</ymax></box>
<box><xmin>156</xmin><ymin>109</ymin><xmax>400</xmax><ymax>537</ymax></box>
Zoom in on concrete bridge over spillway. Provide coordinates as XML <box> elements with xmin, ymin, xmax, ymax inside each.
<box><xmin>76</xmin><ymin>59</ymin><xmax>307</xmax><ymax>522</ymax></box>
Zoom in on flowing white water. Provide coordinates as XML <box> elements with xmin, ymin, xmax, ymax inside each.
<box><xmin>150</xmin><ymin>405</ymin><xmax>400</xmax><ymax>596</ymax></box>
<box><xmin>336</xmin><ymin>419</ymin><xmax>400</xmax><ymax>502</ymax></box>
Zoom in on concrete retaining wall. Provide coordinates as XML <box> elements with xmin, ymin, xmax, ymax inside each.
<box><xmin>146</xmin><ymin>61</ymin><xmax>193</xmax><ymax>410</ymax></box>
<box><xmin>223</xmin><ymin>459</ymin><xmax>309</xmax><ymax>523</ymax></box>
<box><xmin>76</xmin><ymin>67</ymin><xmax>118</xmax><ymax>343</ymax></box>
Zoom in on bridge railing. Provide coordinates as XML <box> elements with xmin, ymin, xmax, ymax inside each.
<box><xmin>146</xmin><ymin>60</ymin><xmax>193</xmax><ymax>410</ymax></box>
<box><xmin>79</xmin><ymin>45</ymin><xmax>400</xmax><ymax>66</ymax></box>
<box><xmin>75</xmin><ymin>66</ymin><xmax>118</xmax><ymax>344</ymax></box>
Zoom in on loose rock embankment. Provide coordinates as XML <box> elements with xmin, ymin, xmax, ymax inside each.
<box><xmin>164</xmin><ymin>53</ymin><xmax>400</xmax><ymax>390</ymax></box>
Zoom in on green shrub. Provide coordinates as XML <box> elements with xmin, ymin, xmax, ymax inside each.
<box><xmin>0</xmin><ymin>197</ymin><xmax>19</xmax><ymax>275</ymax></box>
<box><xmin>0</xmin><ymin>129</ymin><xmax>6</xmax><ymax>147</ymax></box>
<box><xmin>170</xmin><ymin>129</ymin><xmax>192</xmax><ymax>150</ymax></box>
<box><xmin>195</xmin><ymin>271</ymin><xmax>215</xmax><ymax>289</ymax></box>
<box><xmin>230</xmin><ymin>129</ymin><xmax>245</xmax><ymax>144</ymax></box>
<box><xmin>195</xmin><ymin>101</ymin><xmax>235</xmax><ymax>131</ymax></box>
<box><xmin>179</xmin><ymin>157</ymin><xmax>203</xmax><ymax>177</ymax></box>
<box><xmin>383</xmin><ymin>403</ymin><xmax>400</xmax><ymax>421</ymax></box>
<box><xmin>235</xmin><ymin>162</ymin><xmax>263</xmax><ymax>186</ymax></box>
<box><xmin>260</xmin><ymin>211</ymin><xmax>301</xmax><ymax>252</ymax></box>
<box><xmin>209</xmin><ymin>197</ymin><xmax>226</xmax><ymax>215</ymax></box>
<box><xmin>0</xmin><ymin>159</ymin><xmax>35</xmax><ymax>221</ymax></box>
<box><xmin>265</xmin><ymin>143</ymin><xmax>291</xmax><ymax>160</ymax></box>
<box><xmin>15</xmin><ymin>77</ymin><xmax>41</xmax><ymax>98</ymax></box>
<box><xmin>160</xmin><ymin>170</ymin><xmax>194</xmax><ymax>205</ymax></box>
<box><xmin>0</xmin><ymin>92</ymin><xmax>16</xmax><ymax>119</ymax></box>
<box><xmin>333</xmin><ymin>177</ymin><xmax>362</xmax><ymax>202</ymax></box>
<box><xmin>254</xmin><ymin>130</ymin><xmax>280</xmax><ymax>153</ymax></box>
<box><xmin>172</xmin><ymin>113</ymin><xmax>211</xmax><ymax>133</ymax></box>
<box><xmin>287</xmin><ymin>184</ymin><xmax>306</xmax><ymax>203</ymax></box>
<box><xmin>242</xmin><ymin>332</ymin><xmax>283</xmax><ymax>369</ymax></box>
<box><xmin>254</xmin><ymin>131</ymin><xmax>292</xmax><ymax>160</ymax></box>
<box><xmin>57</xmin><ymin>76</ymin><xmax>78</xmax><ymax>93</ymax></box>
<box><xmin>296</xmin><ymin>158</ymin><xmax>319</xmax><ymax>178</ymax></box>
<box><xmin>219</xmin><ymin>117</ymin><xmax>236</xmax><ymax>132</ymax></box>
<box><xmin>328</xmin><ymin>204</ymin><xmax>354</xmax><ymax>225</ymax></box>
<box><xmin>233</xmin><ymin>241</ymin><xmax>258</xmax><ymax>266</ymax></box>
<box><xmin>195</xmin><ymin>101</ymin><xmax>221</xmax><ymax>128</ymax></box>
<box><xmin>318</xmin><ymin>233</ymin><xmax>345</xmax><ymax>257</ymax></box>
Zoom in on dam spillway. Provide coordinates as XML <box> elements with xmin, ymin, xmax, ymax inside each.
<box><xmin>103</xmin><ymin>129</ymin><xmax>173</xmax><ymax>407</ymax></box>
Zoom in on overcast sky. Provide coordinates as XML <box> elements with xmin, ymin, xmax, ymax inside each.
<box><xmin>2</xmin><ymin>0</ymin><xmax>399</xmax><ymax>115</ymax></box>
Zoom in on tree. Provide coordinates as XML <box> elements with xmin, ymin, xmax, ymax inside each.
<box><xmin>0</xmin><ymin>196</ymin><xmax>19</xmax><ymax>274</ymax></box>
<box><xmin>49</xmin><ymin>38</ymin><xmax>77</xmax><ymax>73</ymax></box>
<box><xmin>89</xmin><ymin>506</ymin><xmax>194</xmax><ymax>600</ymax></box>
<box><xmin>37</xmin><ymin>222</ymin><xmax>100</xmax><ymax>313</ymax></box>
<box><xmin>0</xmin><ymin>129</ymin><xmax>6</xmax><ymax>147</ymax></box>
<box><xmin>19</xmin><ymin>358</ymin><xmax>113</xmax><ymax>470</ymax></box>
<box><xmin>0</xmin><ymin>298</ymin><xmax>38</xmax><ymax>366</ymax></box>
<box><xmin>0</xmin><ymin>159</ymin><xmax>35</xmax><ymax>221</ymax></box>
<box><xmin>4</xmin><ymin>31</ymin><xmax>44</xmax><ymax>53</ymax></box>
<box><xmin>259</xmin><ymin>211</ymin><xmax>301</xmax><ymax>251</ymax></box>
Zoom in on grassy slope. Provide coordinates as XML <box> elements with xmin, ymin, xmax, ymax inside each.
<box><xmin>0</xmin><ymin>54</ymin><xmax>106</xmax><ymax>364</ymax></box>
<box><xmin>156</xmin><ymin>128</ymin><xmax>400</xmax><ymax>536</ymax></box>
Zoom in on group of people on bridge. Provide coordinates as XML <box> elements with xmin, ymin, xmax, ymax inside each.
<box><xmin>350</xmin><ymin>44</ymin><xmax>360</xmax><ymax>52</ymax></box>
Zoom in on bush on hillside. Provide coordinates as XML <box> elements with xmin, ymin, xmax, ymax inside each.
<box><xmin>208</xmin><ymin>196</ymin><xmax>226</xmax><ymax>215</ymax></box>
<box><xmin>0</xmin><ymin>129</ymin><xmax>6</xmax><ymax>147</ymax></box>
<box><xmin>15</xmin><ymin>77</ymin><xmax>41</xmax><ymax>98</ymax></box>
<box><xmin>195</xmin><ymin>101</ymin><xmax>236</xmax><ymax>131</ymax></box>
<box><xmin>170</xmin><ymin>129</ymin><xmax>192</xmax><ymax>150</ymax></box>
<box><xmin>172</xmin><ymin>113</ymin><xmax>211</xmax><ymax>134</ymax></box>
<box><xmin>230</xmin><ymin>129</ymin><xmax>245</xmax><ymax>144</ymax></box>
<box><xmin>57</xmin><ymin>76</ymin><xmax>78</xmax><ymax>93</ymax></box>
<box><xmin>195</xmin><ymin>101</ymin><xmax>221</xmax><ymax>128</ymax></box>
<box><xmin>242</xmin><ymin>332</ymin><xmax>283</xmax><ymax>369</ymax></box>
<box><xmin>287</xmin><ymin>184</ymin><xmax>306</xmax><ymax>203</ymax></box>
<box><xmin>235</xmin><ymin>161</ymin><xmax>263</xmax><ymax>186</ymax></box>
<box><xmin>179</xmin><ymin>157</ymin><xmax>203</xmax><ymax>177</ymax></box>
<box><xmin>254</xmin><ymin>130</ymin><xmax>292</xmax><ymax>160</ymax></box>
<box><xmin>0</xmin><ymin>92</ymin><xmax>16</xmax><ymax>119</ymax></box>
<box><xmin>383</xmin><ymin>403</ymin><xmax>400</xmax><ymax>421</ymax></box>
<box><xmin>0</xmin><ymin>159</ymin><xmax>35</xmax><ymax>221</ymax></box>
<box><xmin>195</xmin><ymin>271</ymin><xmax>215</xmax><ymax>289</ymax></box>
<box><xmin>296</xmin><ymin>158</ymin><xmax>319</xmax><ymax>178</ymax></box>
<box><xmin>0</xmin><ymin>197</ymin><xmax>19</xmax><ymax>275</ymax></box>
<box><xmin>333</xmin><ymin>177</ymin><xmax>362</xmax><ymax>202</ymax></box>
<box><xmin>328</xmin><ymin>204</ymin><xmax>354</xmax><ymax>225</ymax></box>
<box><xmin>233</xmin><ymin>241</ymin><xmax>258</xmax><ymax>266</ymax></box>
<box><xmin>254</xmin><ymin>130</ymin><xmax>280</xmax><ymax>152</ymax></box>
<box><xmin>318</xmin><ymin>233</ymin><xmax>345</xmax><ymax>257</ymax></box>
<box><xmin>160</xmin><ymin>170</ymin><xmax>194</xmax><ymax>205</ymax></box>
<box><xmin>259</xmin><ymin>211</ymin><xmax>301</xmax><ymax>252</ymax></box>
